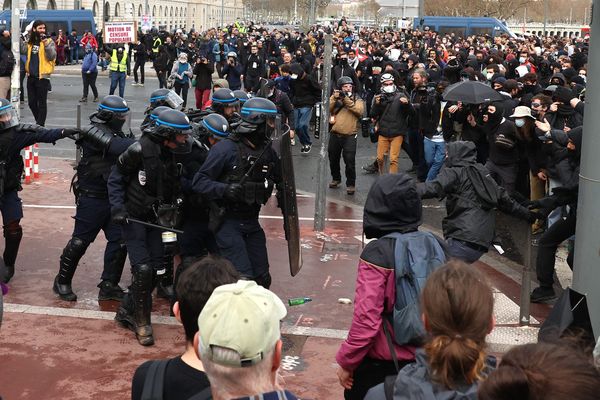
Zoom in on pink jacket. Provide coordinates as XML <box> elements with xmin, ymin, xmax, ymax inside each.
<box><xmin>336</xmin><ymin>258</ymin><xmax>416</xmax><ymax>371</ymax></box>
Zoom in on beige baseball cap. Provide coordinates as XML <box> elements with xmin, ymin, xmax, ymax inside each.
<box><xmin>197</xmin><ymin>280</ymin><xmax>287</xmax><ymax>368</ymax></box>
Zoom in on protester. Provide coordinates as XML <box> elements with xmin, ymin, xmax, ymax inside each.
<box><xmin>170</xmin><ymin>52</ymin><xmax>193</xmax><ymax>109</ymax></box>
<box><xmin>79</xmin><ymin>44</ymin><xmax>98</xmax><ymax>103</ymax></box>
<box><xmin>289</xmin><ymin>62</ymin><xmax>321</xmax><ymax>153</ymax></box>
<box><xmin>336</xmin><ymin>174</ymin><xmax>447</xmax><ymax>400</ymax></box>
<box><xmin>365</xmin><ymin>260</ymin><xmax>497</xmax><ymax>399</ymax></box>
<box><xmin>328</xmin><ymin>76</ymin><xmax>364</xmax><ymax>195</ymax></box>
<box><xmin>193</xmin><ymin>54</ymin><xmax>214</xmax><ymax>110</ymax></box>
<box><xmin>132</xmin><ymin>39</ymin><xmax>147</xmax><ymax>87</ymax></box>
<box><xmin>0</xmin><ymin>32</ymin><xmax>13</xmax><ymax>99</ymax></box>
<box><xmin>67</xmin><ymin>30</ymin><xmax>79</xmax><ymax>64</ymax></box>
<box><xmin>108</xmin><ymin>44</ymin><xmax>128</xmax><ymax>98</ymax></box>
<box><xmin>478</xmin><ymin>342</ymin><xmax>600</xmax><ymax>400</ymax></box>
<box><xmin>131</xmin><ymin>256</ymin><xmax>239</xmax><ymax>400</ymax></box>
<box><xmin>195</xmin><ymin>280</ymin><xmax>298</xmax><ymax>400</ymax></box>
<box><xmin>25</xmin><ymin>20</ymin><xmax>56</xmax><ymax>126</ymax></box>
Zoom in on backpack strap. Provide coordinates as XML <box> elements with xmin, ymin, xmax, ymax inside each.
<box><xmin>384</xmin><ymin>375</ymin><xmax>396</xmax><ymax>400</ymax></box>
<box><xmin>140</xmin><ymin>359</ymin><xmax>170</xmax><ymax>400</ymax></box>
<box><xmin>187</xmin><ymin>387</ymin><xmax>212</xmax><ymax>400</ymax></box>
<box><xmin>382</xmin><ymin>319</ymin><xmax>400</xmax><ymax>373</ymax></box>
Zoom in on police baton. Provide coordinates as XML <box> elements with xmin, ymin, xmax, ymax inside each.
<box><xmin>125</xmin><ymin>218</ymin><xmax>184</xmax><ymax>234</ymax></box>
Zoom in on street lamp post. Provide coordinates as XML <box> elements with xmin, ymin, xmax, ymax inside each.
<box><xmin>221</xmin><ymin>0</ymin><xmax>224</xmax><ymax>28</ymax></box>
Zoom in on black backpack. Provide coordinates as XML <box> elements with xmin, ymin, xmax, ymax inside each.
<box><xmin>0</xmin><ymin>50</ymin><xmax>15</xmax><ymax>77</ymax></box>
<box><xmin>141</xmin><ymin>359</ymin><xmax>212</xmax><ymax>400</ymax></box>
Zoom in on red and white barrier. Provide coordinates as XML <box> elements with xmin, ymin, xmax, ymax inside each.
<box><xmin>23</xmin><ymin>144</ymin><xmax>40</xmax><ymax>184</ymax></box>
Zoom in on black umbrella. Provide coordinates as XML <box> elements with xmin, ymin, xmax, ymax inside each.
<box><xmin>442</xmin><ymin>80</ymin><xmax>505</xmax><ymax>104</ymax></box>
<box><xmin>538</xmin><ymin>287</ymin><xmax>595</xmax><ymax>343</ymax></box>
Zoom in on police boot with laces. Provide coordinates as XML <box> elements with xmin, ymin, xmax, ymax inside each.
<box><xmin>98</xmin><ymin>280</ymin><xmax>125</xmax><ymax>301</ymax></box>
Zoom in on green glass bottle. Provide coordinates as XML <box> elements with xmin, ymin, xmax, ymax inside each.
<box><xmin>288</xmin><ymin>297</ymin><xmax>312</xmax><ymax>306</ymax></box>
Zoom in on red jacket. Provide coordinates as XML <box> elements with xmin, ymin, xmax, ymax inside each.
<box><xmin>81</xmin><ymin>35</ymin><xmax>98</xmax><ymax>50</ymax></box>
<box><xmin>336</xmin><ymin>239</ymin><xmax>416</xmax><ymax>371</ymax></box>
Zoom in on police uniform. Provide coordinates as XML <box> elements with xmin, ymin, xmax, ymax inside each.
<box><xmin>0</xmin><ymin>100</ymin><xmax>75</xmax><ymax>284</ymax></box>
<box><xmin>108</xmin><ymin>109</ymin><xmax>191</xmax><ymax>346</ymax></box>
<box><xmin>192</xmin><ymin>97</ymin><xmax>281</xmax><ymax>288</ymax></box>
<box><xmin>53</xmin><ymin>96</ymin><xmax>135</xmax><ymax>301</ymax></box>
<box><xmin>140</xmin><ymin>88</ymin><xmax>183</xmax><ymax>131</ymax></box>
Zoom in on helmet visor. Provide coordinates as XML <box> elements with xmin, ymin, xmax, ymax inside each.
<box><xmin>0</xmin><ymin>107</ymin><xmax>19</xmax><ymax>130</ymax></box>
<box><xmin>165</xmin><ymin>91</ymin><xmax>184</xmax><ymax>110</ymax></box>
<box><xmin>169</xmin><ymin>131</ymin><xmax>193</xmax><ymax>154</ymax></box>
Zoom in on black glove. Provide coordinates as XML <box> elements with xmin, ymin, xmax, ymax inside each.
<box><xmin>527</xmin><ymin>210</ymin><xmax>547</xmax><ymax>223</ymax></box>
<box><xmin>223</xmin><ymin>183</ymin><xmax>244</xmax><ymax>202</ymax></box>
<box><xmin>62</xmin><ymin>128</ymin><xmax>82</xmax><ymax>139</ymax></box>
<box><xmin>111</xmin><ymin>208</ymin><xmax>129</xmax><ymax>225</ymax></box>
<box><xmin>527</xmin><ymin>197</ymin><xmax>556</xmax><ymax>210</ymax></box>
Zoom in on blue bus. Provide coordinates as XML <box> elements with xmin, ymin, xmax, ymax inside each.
<box><xmin>413</xmin><ymin>16</ymin><xmax>516</xmax><ymax>38</ymax></box>
<box><xmin>0</xmin><ymin>10</ymin><xmax>96</xmax><ymax>38</ymax></box>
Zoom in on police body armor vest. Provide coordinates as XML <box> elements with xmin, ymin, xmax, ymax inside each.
<box><xmin>0</xmin><ymin>127</ymin><xmax>23</xmax><ymax>196</ymax></box>
<box><xmin>221</xmin><ymin>136</ymin><xmax>275</xmax><ymax>215</ymax></box>
<box><xmin>125</xmin><ymin>135</ymin><xmax>182</xmax><ymax>224</ymax></box>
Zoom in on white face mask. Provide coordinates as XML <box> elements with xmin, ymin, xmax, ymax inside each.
<box><xmin>515</xmin><ymin>119</ymin><xmax>525</xmax><ymax>127</ymax></box>
<box><xmin>486</xmin><ymin>72</ymin><xmax>494</xmax><ymax>80</ymax></box>
<box><xmin>290</xmin><ymin>74</ymin><xmax>298</xmax><ymax>80</ymax></box>
<box><xmin>519</xmin><ymin>57</ymin><xmax>526</xmax><ymax>64</ymax></box>
<box><xmin>382</xmin><ymin>85</ymin><xmax>396</xmax><ymax>94</ymax></box>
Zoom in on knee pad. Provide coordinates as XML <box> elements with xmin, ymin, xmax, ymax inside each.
<box><xmin>133</xmin><ymin>264</ymin><xmax>154</xmax><ymax>287</ymax></box>
<box><xmin>62</xmin><ymin>237</ymin><xmax>90</xmax><ymax>259</ymax></box>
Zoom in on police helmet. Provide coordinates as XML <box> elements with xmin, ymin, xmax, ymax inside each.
<box><xmin>151</xmin><ymin>109</ymin><xmax>194</xmax><ymax>154</ymax></box>
<box><xmin>233</xmin><ymin>90</ymin><xmax>252</xmax><ymax>104</ymax></box>
<box><xmin>240</xmin><ymin>97</ymin><xmax>278</xmax><ymax>125</ymax></box>
<box><xmin>0</xmin><ymin>98</ymin><xmax>19</xmax><ymax>130</ymax></box>
<box><xmin>211</xmin><ymin>88</ymin><xmax>239</xmax><ymax>115</ymax></box>
<box><xmin>337</xmin><ymin>76</ymin><xmax>353</xmax><ymax>88</ymax></box>
<box><xmin>97</xmin><ymin>95</ymin><xmax>130</xmax><ymax>130</ymax></box>
<box><xmin>150</xmin><ymin>88</ymin><xmax>172</xmax><ymax>106</ymax></box>
<box><xmin>150</xmin><ymin>106</ymin><xmax>171</xmax><ymax>122</ymax></box>
<box><xmin>201</xmin><ymin>113</ymin><xmax>230</xmax><ymax>140</ymax></box>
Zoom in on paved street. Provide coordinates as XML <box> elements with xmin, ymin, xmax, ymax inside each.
<box><xmin>0</xmin><ymin>71</ymin><xmax>573</xmax><ymax>399</ymax></box>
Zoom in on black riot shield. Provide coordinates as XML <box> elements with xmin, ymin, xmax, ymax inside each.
<box><xmin>272</xmin><ymin>116</ymin><xmax>303</xmax><ymax>276</ymax></box>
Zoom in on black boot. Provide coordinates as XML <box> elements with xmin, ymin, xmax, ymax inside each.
<box><xmin>98</xmin><ymin>245</ymin><xmax>127</xmax><ymax>301</ymax></box>
<box><xmin>156</xmin><ymin>260</ymin><xmax>175</xmax><ymax>301</ymax></box>
<box><xmin>53</xmin><ymin>237</ymin><xmax>88</xmax><ymax>301</ymax></box>
<box><xmin>116</xmin><ymin>264</ymin><xmax>154</xmax><ymax>346</ymax></box>
<box><xmin>2</xmin><ymin>222</ymin><xmax>22</xmax><ymax>283</ymax></box>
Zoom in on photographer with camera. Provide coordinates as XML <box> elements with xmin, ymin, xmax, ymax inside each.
<box><xmin>328</xmin><ymin>77</ymin><xmax>364</xmax><ymax>195</ymax></box>
<box><xmin>222</xmin><ymin>52</ymin><xmax>244</xmax><ymax>91</ymax></box>
<box><xmin>193</xmin><ymin>54</ymin><xmax>214</xmax><ymax>110</ymax></box>
<box><xmin>243</xmin><ymin>43</ymin><xmax>265</xmax><ymax>93</ymax></box>
<box><xmin>370</xmin><ymin>74</ymin><xmax>411</xmax><ymax>175</ymax></box>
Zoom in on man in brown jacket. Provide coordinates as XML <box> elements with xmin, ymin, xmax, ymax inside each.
<box><xmin>328</xmin><ymin>76</ymin><xmax>365</xmax><ymax>195</ymax></box>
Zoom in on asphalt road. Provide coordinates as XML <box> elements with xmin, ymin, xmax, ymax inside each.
<box><xmin>22</xmin><ymin>74</ymin><xmax>446</xmax><ymax>227</ymax></box>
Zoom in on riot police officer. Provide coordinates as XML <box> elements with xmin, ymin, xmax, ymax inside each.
<box><xmin>233</xmin><ymin>89</ymin><xmax>252</xmax><ymax>112</ymax></box>
<box><xmin>177</xmin><ymin>113</ymin><xmax>230</xmax><ymax>269</ymax></box>
<box><xmin>192</xmin><ymin>97</ymin><xmax>282</xmax><ymax>288</ymax></box>
<box><xmin>52</xmin><ymin>96</ymin><xmax>136</xmax><ymax>301</ymax></box>
<box><xmin>108</xmin><ymin>109</ymin><xmax>191</xmax><ymax>346</ymax></box>
<box><xmin>140</xmin><ymin>88</ymin><xmax>183</xmax><ymax>131</ymax></box>
<box><xmin>188</xmin><ymin>88</ymin><xmax>239</xmax><ymax>123</ymax></box>
<box><xmin>0</xmin><ymin>99</ymin><xmax>77</xmax><ymax>284</ymax></box>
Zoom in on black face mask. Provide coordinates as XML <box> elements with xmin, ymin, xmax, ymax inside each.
<box><xmin>339</xmin><ymin>59</ymin><xmax>348</xmax><ymax>66</ymax></box>
<box><xmin>486</xmin><ymin>110</ymin><xmax>503</xmax><ymax>126</ymax></box>
<box><xmin>296</xmin><ymin>55</ymin><xmax>304</xmax><ymax>61</ymax></box>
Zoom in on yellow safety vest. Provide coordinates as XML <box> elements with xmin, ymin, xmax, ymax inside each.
<box><xmin>110</xmin><ymin>50</ymin><xmax>128</xmax><ymax>72</ymax></box>
<box><xmin>152</xmin><ymin>37</ymin><xmax>162</xmax><ymax>53</ymax></box>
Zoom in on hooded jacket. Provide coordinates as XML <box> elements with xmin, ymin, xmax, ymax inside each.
<box><xmin>417</xmin><ymin>141</ymin><xmax>531</xmax><ymax>249</ymax></box>
<box><xmin>364</xmin><ymin>349</ymin><xmax>496</xmax><ymax>400</ymax></box>
<box><xmin>336</xmin><ymin>174</ymin><xmax>426</xmax><ymax>372</ymax></box>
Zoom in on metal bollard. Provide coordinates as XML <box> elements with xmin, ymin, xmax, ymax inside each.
<box><xmin>519</xmin><ymin>228</ymin><xmax>535</xmax><ymax>326</ymax></box>
<box><xmin>75</xmin><ymin>104</ymin><xmax>82</xmax><ymax>165</ymax></box>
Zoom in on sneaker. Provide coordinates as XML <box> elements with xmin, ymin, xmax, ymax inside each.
<box><xmin>347</xmin><ymin>186</ymin><xmax>356</xmax><ymax>195</ymax></box>
<box><xmin>79</xmin><ymin>97</ymin><xmax>87</xmax><ymax>102</ymax></box>
<box><xmin>530</xmin><ymin>286</ymin><xmax>557</xmax><ymax>303</ymax></box>
<box><xmin>98</xmin><ymin>280</ymin><xmax>125</xmax><ymax>301</ymax></box>
<box><xmin>93</xmin><ymin>97</ymin><xmax>99</xmax><ymax>102</ymax></box>
<box><xmin>304</xmin><ymin>144</ymin><xmax>312</xmax><ymax>154</ymax></box>
<box><xmin>291</xmin><ymin>138</ymin><xmax>296</xmax><ymax>146</ymax></box>
<box><xmin>139</xmin><ymin>83</ymin><xmax>144</xmax><ymax>87</ymax></box>
<box><xmin>132</xmin><ymin>82</ymin><xmax>139</xmax><ymax>86</ymax></box>
<box><xmin>362</xmin><ymin>162</ymin><xmax>378</xmax><ymax>174</ymax></box>
<box><xmin>329</xmin><ymin>180</ymin><xmax>341</xmax><ymax>188</ymax></box>
<box><xmin>314</xmin><ymin>130</ymin><xmax>320</xmax><ymax>139</ymax></box>
<box><xmin>300</xmin><ymin>145</ymin><xmax>307</xmax><ymax>153</ymax></box>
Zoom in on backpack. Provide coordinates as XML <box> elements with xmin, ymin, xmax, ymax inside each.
<box><xmin>383</xmin><ymin>231</ymin><xmax>447</xmax><ymax>347</ymax></box>
<box><xmin>0</xmin><ymin>49</ymin><xmax>15</xmax><ymax>77</ymax></box>
<box><xmin>141</xmin><ymin>359</ymin><xmax>212</xmax><ymax>400</ymax></box>
<box><xmin>465</xmin><ymin>165</ymin><xmax>499</xmax><ymax>210</ymax></box>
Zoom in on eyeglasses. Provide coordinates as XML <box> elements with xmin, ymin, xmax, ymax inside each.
<box><xmin>530</xmin><ymin>102</ymin><xmax>542</xmax><ymax>108</ymax></box>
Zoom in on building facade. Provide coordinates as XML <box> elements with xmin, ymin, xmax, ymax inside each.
<box><xmin>4</xmin><ymin>0</ymin><xmax>244</xmax><ymax>31</ymax></box>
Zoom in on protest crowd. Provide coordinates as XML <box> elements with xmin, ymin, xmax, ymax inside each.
<box><xmin>0</xmin><ymin>14</ymin><xmax>599</xmax><ymax>400</ymax></box>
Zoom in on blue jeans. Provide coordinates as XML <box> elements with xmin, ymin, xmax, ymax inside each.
<box><xmin>70</xmin><ymin>47</ymin><xmax>79</xmax><ymax>64</ymax></box>
<box><xmin>109</xmin><ymin>71</ymin><xmax>126</xmax><ymax>98</ymax></box>
<box><xmin>294</xmin><ymin>106</ymin><xmax>313</xmax><ymax>146</ymax></box>
<box><xmin>424</xmin><ymin>138</ymin><xmax>446</xmax><ymax>181</ymax></box>
<box><xmin>447</xmin><ymin>238</ymin><xmax>485</xmax><ymax>264</ymax></box>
